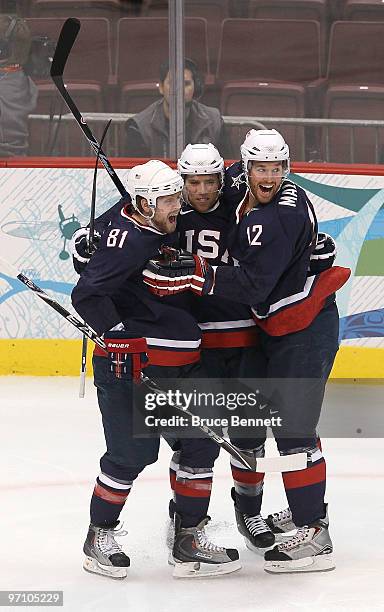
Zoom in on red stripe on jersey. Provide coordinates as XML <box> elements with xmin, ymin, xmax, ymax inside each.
<box><xmin>254</xmin><ymin>266</ymin><xmax>350</xmax><ymax>336</ymax></box>
<box><xmin>147</xmin><ymin>348</ymin><xmax>200</xmax><ymax>366</ymax></box>
<box><xmin>201</xmin><ymin>327</ymin><xmax>260</xmax><ymax>349</ymax></box>
<box><xmin>93</xmin><ymin>345</ymin><xmax>108</xmax><ymax>357</ymax></box>
<box><xmin>94</xmin><ymin>484</ymin><xmax>130</xmax><ymax>505</ymax></box>
<box><xmin>282</xmin><ymin>461</ymin><xmax>326</xmax><ymax>490</ymax></box>
<box><xmin>231</xmin><ymin>468</ymin><xmax>265</xmax><ymax>484</ymax></box>
<box><xmin>94</xmin><ymin>345</ymin><xmax>200</xmax><ymax>367</ymax></box>
<box><xmin>174</xmin><ymin>478</ymin><xmax>212</xmax><ymax>498</ymax></box>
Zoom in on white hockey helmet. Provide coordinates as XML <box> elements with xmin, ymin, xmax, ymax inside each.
<box><xmin>177</xmin><ymin>143</ymin><xmax>225</xmax><ymax>183</ymax></box>
<box><xmin>126</xmin><ymin>160</ymin><xmax>183</xmax><ymax>217</ymax></box>
<box><xmin>240</xmin><ymin>129</ymin><xmax>290</xmax><ymax>178</ymax></box>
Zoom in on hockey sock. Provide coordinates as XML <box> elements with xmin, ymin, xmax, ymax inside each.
<box><xmin>230</xmin><ymin>443</ymin><xmax>265</xmax><ymax>515</ymax></box>
<box><xmin>169</xmin><ymin>450</ymin><xmax>181</xmax><ymax>496</ymax></box>
<box><xmin>278</xmin><ymin>439</ymin><xmax>326</xmax><ymax>526</ymax></box>
<box><xmin>90</xmin><ymin>474</ymin><xmax>132</xmax><ymax>526</ymax></box>
<box><xmin>231</xmin><ymin>467</ymin><xmax>264</xmax><ymax>515</ymax></box>
<box><xmin>174</xmin><ymin>465</ymin><xmax>213</xmax><ymax>528</ymax></box>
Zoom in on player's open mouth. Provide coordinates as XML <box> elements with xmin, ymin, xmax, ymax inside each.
<box><xmin>168</xmin><ymin>214</ymin><xmax>177</xmax><ymax>223</ymax></box>
<box><xmin>259</xmin><ymin>184</ymin><xmax>274</xmax><ymax>194</ymax></box>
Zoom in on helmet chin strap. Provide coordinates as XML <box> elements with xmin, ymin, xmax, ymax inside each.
<box><xmin>182</xmin><ymin>192</ymin><xmax>221</xmax><ymax>209</ymax></box>
<box><xmin>133</xmin><ymin>199</ymin><xmax>160</xmax><ymax>228</ymax></box>
<box><xmin>136</xmin><ymin>202</ymin><xmax>172</xmax><ymax>233</ymax></box>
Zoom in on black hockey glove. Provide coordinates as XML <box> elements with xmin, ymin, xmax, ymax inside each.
<box><xmin>309</xmin><ymin>232</ymin><xmax>337</xmax><ymax>274</ymax></box>
<box><xmin>71</xmin><ymin>227</ymin><xmax>101</xmax><ymax>274</ymax></box>
<box><xmin>104</xmin><ymin>329</ymin><xmax>148</xmax><ymax>381</ymax></box>
<box><xmin>142</xmin><ymin>246</ymin><xmax>214</xmax><ymax>297</ymax></box>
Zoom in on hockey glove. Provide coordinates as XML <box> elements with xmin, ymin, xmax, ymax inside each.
<box><xmin>71</xmin><ymin>227</ymin><xmax>101</xmax><ymax>275</ymax></box>
<box><xmin>309</xmin><ymin>232</ymin><xmax>337</xmax><ymax>274</ymax></box>
<box><xmin>104</xmin><ymin>329</ymin><xmax>148</xmax><ymax>381</ymax></box>
<box><xmin>142</xmin><ymin>246</ymin><xmax>214</xmax><ymax>297</ymax></box>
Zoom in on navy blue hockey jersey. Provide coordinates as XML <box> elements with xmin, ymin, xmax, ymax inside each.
<box><xmin>210</xmin><ymin>179</ymin><xmax>350</xmax><ymax>335</ymax></box>
<box><xmin>222</xmin><ymin>160</ymin><xmax>247</xmax><ymax>210</ymax></box>
<box><xmin>177</xmin><ymin>199</ymin><xmax>258</xmax><ymax>349</ymax></box>
<box><xmin>72</xmin><ymin>205</ymin><xmax>201</xmax><ymax>366</ymax></box>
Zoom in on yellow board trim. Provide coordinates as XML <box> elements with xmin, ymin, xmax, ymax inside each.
<box><xmin>0</xmin><ymin>339</ymin><xmax>94</xmax><ymax>376</ymax></box>
<box><xmin>0</xmin><ymin>339</ymin><xmax>383</xmax><ymax>380</ymax></box>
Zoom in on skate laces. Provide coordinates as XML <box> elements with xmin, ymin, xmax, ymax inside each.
<box><xmin>271</xmin><ymin>508</ymin><xmax>292</xmax><ymax>524</ymax></box>
<box><xmin>278</xmin><ymin>526</ymin><xmax>312</xmax><ymax>551</ymax></box>
<box><xmin>244</xmin><ymin>514</ymin><xmax>271</xmax><ymax>536</ymax></box>
<box><xmin>195</xmin><ymin>527</ymin><xmax>225</xmax><ymax>553</ymax></box>
<box><xmin>96</xmin><ymin>523</ymin><xmax>128</xmax><ymax>556</ymax></box>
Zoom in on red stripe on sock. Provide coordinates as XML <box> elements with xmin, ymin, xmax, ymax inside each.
<box><xmin>174</xmin><ymin>478</ymin><xmax>212</xmax><ymax>498</ymax></box>
<box><xmin>283</xmin><ymin>461</ymin><xmax>326</xmax><ymax>490</ymax></box>
<box><xmin>94</xmin><ymin>484</ymin><xmax>130</xmax><ymax>505</ymax></box>
<box><xmin>169</xmin><ymin>471</ymin><xmax>176</xmax><ymax>491</ymax></box>
<box><xmin>231</xmin><ymin>468</ymin><xmax>264</xmax><ymax>485</ymax></box>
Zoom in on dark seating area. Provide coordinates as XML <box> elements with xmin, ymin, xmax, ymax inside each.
<box><xmin>4</xmin><ymin>0</ymin><xmax>381</xmax><ymax>160</ymax></box>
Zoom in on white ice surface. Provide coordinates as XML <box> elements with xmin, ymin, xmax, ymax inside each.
<box><xmin>0</xmin><ymin>377</ymin><xmax>383</xmax><ymax>612</ymax></box>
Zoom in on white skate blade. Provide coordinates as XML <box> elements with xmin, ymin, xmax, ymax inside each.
<box><xmin>173</xmin><ymin>559</ymin><xmax>241</xmax><ymax>578</ymax></box>
<box><xmin>264</xmin><ymin>553</ymin><xmax>335</xmax><ymax>574</ymax></box>
<box><xmin>83</xmin><ymin>556</ymin><xmax>128</xmax><ymax>579</ymax></box>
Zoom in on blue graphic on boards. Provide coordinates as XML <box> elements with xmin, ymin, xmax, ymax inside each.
<box><xmin>340</xmin><ymin>309</ymin><xmax>384</xmax><ymax>340</ymax></box>
<box><xmin>0</xmin><ymin>272</ymin><xmax>73</xmax><ymax>306</ymax></box>
<box><xmin>0</xmin><ymin>173</ymin><xmax>383</xmax><ymax>340</ymax></box>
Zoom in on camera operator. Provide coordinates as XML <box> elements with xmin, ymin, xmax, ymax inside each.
<box><xmin>0</xmin><ymin>15</ymin><xmax>38</xmax><ymax>157</ymax></box>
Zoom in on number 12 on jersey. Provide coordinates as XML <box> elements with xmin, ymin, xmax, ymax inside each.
<box><xmin>247</xmin><ymin>224</ymin><xmax>262</xmax><ymax>246</ymax></box>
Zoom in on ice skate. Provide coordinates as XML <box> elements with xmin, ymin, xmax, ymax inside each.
<box><xmin>264</xmin><ymin>506</ymin><xmax>335</xmax><ymax>573</ymax></box>
<box><xmin>172</xmin><ymin>513</ymin><xmax>241</xmax><ymax>578</ymax></box>
<box><xmin>264</xmin><ymin>507</ymin><xmax>297</xmax><ymax>540</ymax></box>
<box><xmin>83</xmin><ymin>522</ymin><xmax>130</xmax><ymax>579</ymax></box>
<box><xmin>231</xmin><ymin>488</ymin><xmax>275</xmax><ymax>554</ymax></box>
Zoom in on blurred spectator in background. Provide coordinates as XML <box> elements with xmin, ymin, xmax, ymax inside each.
<box><xmin>125</xmin><ymin>58</ymin><xmax>229</xmax><ymax>158</ymax></box>
<box><xmin>0</xmin><ymin>15</ymin><xmax>38</xmax><ymax>157</ymax></box>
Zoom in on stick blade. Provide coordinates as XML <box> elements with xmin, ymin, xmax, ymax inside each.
<box><xmin>256</xmin><ymin>452</ymin><xmax>308</xmax><ymax>473</ymax></box>
<box><xmin>51</xmin><ymin>18</ymin><xmax>81</xmax><ymax>78</ymax></box>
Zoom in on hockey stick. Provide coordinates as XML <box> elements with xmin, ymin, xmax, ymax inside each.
<box><xmin>79</xmin><ymin>118</ymin><xmax>112</xmax><ymax>398</ymax></box>
<box><xmin>88</xmin><ymin>119</ymin><xmax>112</xmax><ymax>252</ymax></box>
<box><xmin>0</xmin><ymin>259</ymin><xmax>254</xmax><ymax>470</ymax></box>
<box><xmin>50</xmin><ymin>18</ymin><xmax>127</xmax><ymax>197</ymax></box>
<box><xmin>0</xmin><ymin>260</ymin><xmax>307</xmax><ymax>473</ymax></box>
<box><xmin>0</xmin><ymin>259</ymin><xmax>104</xmax><ymax>347</ymax></box>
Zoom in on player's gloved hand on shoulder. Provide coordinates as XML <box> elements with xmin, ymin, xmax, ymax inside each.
<box><xmin>309</xmin><ymin>232</ymin><xmax>336</xmax><ymax>274</ymax></box>
<box><xmin>104</xmin><ymin>326</ymin><xmax>148</xmax><ymax>381</ymax></box>
<box><xmin>71</xmin><ymin>227</ymin><xmax>101</xmax><ymax>275</ymax></box>
<box><xmin>142</xmin><ymin>246</ymin><xmax>214</xmax><ymax>297</ymax></box>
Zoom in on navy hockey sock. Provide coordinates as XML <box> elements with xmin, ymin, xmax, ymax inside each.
<box><xmin>90</xmin><ymin>476</ymin><xmax>132</xmax><ymax>526</ymax></box>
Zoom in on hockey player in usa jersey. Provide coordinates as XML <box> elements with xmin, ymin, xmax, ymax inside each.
<box><xmin>71</xmin><ymin>160</ymin><xmax>240</xmax><ymax>579</ymax></box>
<box><xmin>174</xmin><ymin>143</ymin><xmax>274</xmax><ymax>550</ymax></box>
<box><xmin>177</xmin><ymin>144</ymin><xmax>259</xmax><ymax>360</ymax></box>
<box><xmin>143</xmin><ymin>130</ymin><xmax>351</xmax><ymax>574</ymax></box>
